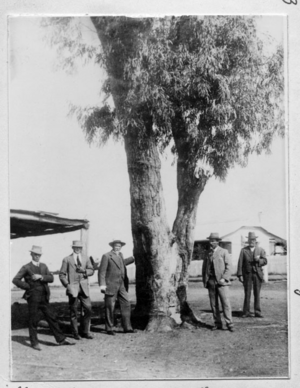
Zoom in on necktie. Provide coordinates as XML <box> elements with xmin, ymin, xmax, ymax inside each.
<box><xmin>77</xmin><ymin>255</ymin><xmax>81</xmax><ymax>267</ymax></box>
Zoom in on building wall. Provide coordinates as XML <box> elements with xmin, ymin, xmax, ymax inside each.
<box><xmin>266</xmin><ymin>255</ymin><xmax>287</xmax><ymax>275</ymax></box>
<box><xmin>226</xmin><ymin>228</ymin><xmax>274</xmax><ymax>270</ymax></box>
<box><xmin>187</xmin><ymin>254</ymin><xmax>287</xmax><ymax>277</ymax></box>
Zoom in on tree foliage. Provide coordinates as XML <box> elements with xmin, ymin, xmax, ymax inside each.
<box><xmin>43</xmin><ymin>16</ymin><xmax>284</xmax><ymax>180</ymax></box>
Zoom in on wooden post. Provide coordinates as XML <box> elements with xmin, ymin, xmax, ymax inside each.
<box><xmin>80</xmin><ymin>222</ymin><xmax>90</xmax><ymax>257</ymax></box>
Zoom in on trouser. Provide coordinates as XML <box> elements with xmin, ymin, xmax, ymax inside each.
<box><xmin>243</xmin><ymin>272</ymin><xmax>262</xmax><ymax>315</ymax></box>
<box><xmin>68</xmin><ymin>288</ymin><xmax>92</xmax><ymax>335</ymax></box>
<box><xmin>207</xmin><ymin>277</ymin><xmax>233</xmax><ymax>328</ymax></box>
<box><xmin>104</xmin><ymin>281</ymin><xmax>132</xmax><ymax>332</ymax></box>
<box><xmin>28</xmin><ymin>291</ymin><xmax>65</xmax><ymax>346</ymax></box>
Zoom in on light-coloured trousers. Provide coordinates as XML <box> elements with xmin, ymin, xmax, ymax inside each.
<box><xmin>207</xmin><ymin>277</ymin><xmax>233</xmax><ymax>327</ymax></box>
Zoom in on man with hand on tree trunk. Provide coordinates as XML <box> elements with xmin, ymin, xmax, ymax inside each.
<box><xmin>202</xmin><ymin>233</ymin><xmax>234</xmax><ymax>332</ymax></box>
<box><xmin>98</xmin><ymin>239</ymin><xmax>136</xmax><ymax>335</ymax></box>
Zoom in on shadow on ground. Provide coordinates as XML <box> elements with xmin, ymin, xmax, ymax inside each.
<box><xmin>11</xmin><ymin>300</ymin><xmax>144</xmax><ymax>334</ymax></box>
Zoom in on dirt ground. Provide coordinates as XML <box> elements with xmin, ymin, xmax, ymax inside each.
<box><xmin>10</xmin><ymin>278</ymin><xmax>288</xmax><ymax>381</ymax></box>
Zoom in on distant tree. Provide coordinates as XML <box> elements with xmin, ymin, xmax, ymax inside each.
<box><xmin>42</xmin><ymin>16</ymin><xmax>284</xmax><ymax>331</ymax></box>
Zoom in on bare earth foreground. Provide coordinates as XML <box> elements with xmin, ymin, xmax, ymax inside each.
<box><xmin>11</xmin><ymin>279</ymin><xmax>288</xmax><ymax>381</ymax></box>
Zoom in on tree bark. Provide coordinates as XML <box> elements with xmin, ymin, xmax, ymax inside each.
<box><xmin>124</xmin><ymin>130</ymin><xmax>179</xmax><ymax>332</ymax></box>
<box><xmin>171</xmin><ymin>116</ymin><xmax>209</xmax><ymax>325</ymax></box>
<box><xmin>172</xmin><ymin>157</ymin><xmax>208</xmax><ymax>324</ymax></box>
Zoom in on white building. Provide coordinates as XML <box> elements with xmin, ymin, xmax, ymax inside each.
<box><xmin>221</xmin><ymin>225</ymin><xmax>287</xmax><ymax>272</ymax></box>
<box><xmin>190</xmin><ymin>225</ymin><xmax>287</xmax><ymax>278</ymax></box>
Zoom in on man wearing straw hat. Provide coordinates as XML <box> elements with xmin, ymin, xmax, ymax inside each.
<box><xmin>202</xmin><ymin>233</ymin><xmax>234</xmax><ymax>332</ymax></box>
<box><xmin>59</xmin><ymin>240</ymin><xmax>94</xmax><ymax>340</ymax></box>
<box><xmin>98</xmin><ymin>239</ymin><xmax>136</xmax><ymax>335</ymax></box>
<box><xmin>12</xmin><ymin>245</ymin><xmax>74</xmax><ymax>350</ymax></box>
<box><xmin>237</xmin><ymin>231</ymin><xmax>268</xmax><ymax>318</ymax></box>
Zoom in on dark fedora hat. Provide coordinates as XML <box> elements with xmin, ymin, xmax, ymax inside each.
<box><xmin>206</xmin><ymin>233</ymin><xmax>222</xmax><ymax>241</ymax></box>
<box><xmin>246</xmin><ymin>232</ymin><xmax>258</xmax><ymax>240</ymax></box>
<box><xmin>109</xmin><ymin>239</ymin><xmax>126</xmax><ymax>247</ymax></box>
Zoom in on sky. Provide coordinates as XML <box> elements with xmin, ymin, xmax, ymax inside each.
<box><xmin>9</xmin><ymin>16</ymin><xmax>287</xmax><ymax>280</ymax></box>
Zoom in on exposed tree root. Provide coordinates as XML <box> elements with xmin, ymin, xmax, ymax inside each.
<box><xmin>146</xmin><ymin>314</ymin><xmax>178</xmax><ymax>333</ymax></box>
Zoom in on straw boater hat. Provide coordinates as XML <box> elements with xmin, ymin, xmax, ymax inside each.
<box><xmin>71</xmin><ymin>240</ymin><xmax>84</xmax><ymax>248</ymax></box>
<box><xmin>206</xmin><ymin>233</ymin><xmax>222</xmax><ymax>241</ymax></box>
<box><xmin>109</xmin><ymin>239</ymin><xmax>126</xmax><ymax>247</ymax></box>
<box><xmin>29</xmin><ymin>245</ymin><xmax>43</xmax><ymax>255</ymax></box>
<box><xmin>246</xmin><ymin>232</ymin><xmax>258</xmax><ymax>241</ymax></box>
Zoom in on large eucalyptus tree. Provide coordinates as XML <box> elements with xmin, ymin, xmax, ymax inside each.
<box><xmin>43</xmin><ymin>16</ymin><xmax>284</xmax><ymax>331</ymax></box>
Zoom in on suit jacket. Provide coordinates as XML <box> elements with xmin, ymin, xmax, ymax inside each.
<box><xmin>12</xmin><ymin>262</ymin><xmax>53</xmax><ymax>302</ymax></box>
<box><xmin>237</xmin><ymin>246</ymin><xmax>267</xmax><ymax>281</ymax></box>
<box><xmin>98</xmin><ymin>251</ymin><xmax>134</xmax><ymax>296</ymax></box>
<box><xmin>59</xmin><ymin>253</ymin><xmax>94</xmax><ymax>298</ymax></box>
<box><xmin>202</xmin><ymin>246</ymin><xmax>232</xmax><ymax>289</ymax></box>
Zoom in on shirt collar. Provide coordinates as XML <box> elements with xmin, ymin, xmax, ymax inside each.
<box><xmin>32</xmin><ymin>260</ymin><xmax>40</xmax><ymax>267</ymax></box>
<box><xmin>73</xmin><ymin>252</ymin><xmax>82</xmax><ymax>261</ymax></box>
<box><xmin>210</xmin><ymin>245</ymin><xmax>218</xmax><ymax>254</ymax></box>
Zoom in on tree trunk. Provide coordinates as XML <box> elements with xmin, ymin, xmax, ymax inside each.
<box><xmin>171</xmin><ymin>114</ymin><xmax>210</xmax><ymax>325</ymax></box>
<box><xmin>172</xmin><ymin>156</ymin><xmax>208</xmax><ymax>324</ymax></box>
<box><xmin>92</xmin><ymin>18</ymin><xmax>180</xmax><ymax>331</ymax></box>
<box><xmin>124</xmin><ymin>130</ymin><xmax>180</xmax><ymax>332</ymax></box>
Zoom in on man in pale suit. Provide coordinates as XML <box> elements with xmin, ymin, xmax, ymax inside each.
<box><xmin>12</xmin><ymin>246</ymin><xmax>74</xmax><ymax>350</ymax></box>
<box><xmin>202</xmin><ymin>233</ymin><xmax>234</xmax><ymax>332</ymax></box>
<box><xmin>237</xmin><ymin>232</ymin><xmax>268</xmax><ymax>318</ymax></box>
<box><xmin>59</xmin><ymin>240</ymin><xmax>94</xmax><ymax>340</ymax></box>
<box><xmin>98</xmin><ymin>239</ymin><xmax>136</xmax><ymax>335</ymax></box>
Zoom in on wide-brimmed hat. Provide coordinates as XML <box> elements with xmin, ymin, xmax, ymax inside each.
<box><xmin>206</xmin><ymin>233</ymin><xmax>222</xmax><ymax>241</ymax></box>
<box><xmin>29</xmin><ymin>245</ymin><xmax>43</xmax><ymax>255</ymax></box>
<box><xmin>109</xmin><ymin>239</ymin><xmax>126</xmax><ymax>247</ymax></box>
<box><xmin>246</xmin><ymin>232</ymin><xmax>258</xmax><ymax>240</ymax></box>
<box><xmin>71</xmin><ymin>240</ymin><xmax>84</xmax><ymax>248</ymax></box>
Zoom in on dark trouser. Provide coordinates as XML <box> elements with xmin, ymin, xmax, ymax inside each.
<box><xmin>28</xmin><ymin>291</ymin><xmax>65</xmax><ymax>346</ymax></box>
<box><xmin>207</xmin><ymin>277</ymin><xmax>233</xmax><ymax>328</ymax></box>
<box><xmin>68</xmin><ymin>288</ymin><xmax>92</xmax><ymax>335</ymax></box>
<box><xmin>104</xmin><ymin>281</ymin><xmax>132</xmax><ymax>332</ymax></box>
<box><xmin>243</xmin><ymin>272</ymin><xmax>262</xmax><ymax>315</ymax></box>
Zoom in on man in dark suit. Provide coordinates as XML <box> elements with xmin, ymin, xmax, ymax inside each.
<box><xmin>59</xmin><ymin>240</ymin><xmax>94</xmax><ymax>340</ymax></box>
<box><xmin>202</xmin><ymin>233</ymin><xmax>234</xmax><ymax>332</ymax></box>
<box><xmin>237</xmin><ymin>232</ymin><xmax>268</xmax><ymax>318</ymax></box>
<box><xmin>98</xmin><ymin>239</ymin><xmax>136</xmax><ymax>335</ymax></box>
<box><xmin>12</xmin><ymin>245</ymin><xmax>74</xmax><ymax>350</ymax></box>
